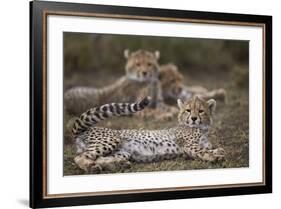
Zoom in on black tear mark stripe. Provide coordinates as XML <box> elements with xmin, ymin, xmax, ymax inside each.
<box><xmin>198</xmin><ymin>115</ymin><xmax>202</xmax><ymax>123</ymax></box>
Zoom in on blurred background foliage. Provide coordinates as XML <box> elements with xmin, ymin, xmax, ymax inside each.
<box><xmin>64</xmin><ymin>32</ymin><xmax>249</xmax><ymax>81</ymax></box>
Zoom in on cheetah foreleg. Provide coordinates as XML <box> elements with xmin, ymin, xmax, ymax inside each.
<box><xmin>199</xmin><ymin>135</ymin><xmax>213</xmax><ymax>149</ymax></box>
<box><xmin>184</xmin><ymin>145</ymin><xmax>225</xmax><ymax>162</ymax></box>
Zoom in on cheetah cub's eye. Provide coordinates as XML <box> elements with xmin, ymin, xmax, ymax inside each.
<box><xmin>136</xmin><ymin>62</ymin><xmax>141</xmax><ymax>67</ymax></box>
<box><xmin>199</xmin><ymin>110</ymin><xmax>204</xmax><ymax>113</ymax></box>
<box><xmin>147</xmin><ymin>62</ymin><xmax>152</xmax><ymax>67</ymax></box>
<box><xmin>186</xmin><ymin>109</ymin><xmax>191</xmax><ymax>113</ymax></box>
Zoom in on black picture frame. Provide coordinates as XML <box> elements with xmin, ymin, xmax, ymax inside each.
<box><xmin>30</xmin><ymin>0</ymin><xmax>272</xmax><ymax>208</ymax></box>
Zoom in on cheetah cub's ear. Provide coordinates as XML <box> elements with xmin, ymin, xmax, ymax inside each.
<box><xmin>154</xmin><ymin>50</ymin><xmax>160</xmax><ymax>60</ymax></box>
<box><xmin>124</xmin><ymin>49</ymin><xmax>130</xmax><ymax>59</ymax></box>
<box><xmin>177</xmin><ymin>99</ymin><xmax>185</xmax><ymax>110</ymax></box>
<box><xmin>207</xmin><ymin>99</ymin><xmax>216</xmax><ymax>115</ymax></box>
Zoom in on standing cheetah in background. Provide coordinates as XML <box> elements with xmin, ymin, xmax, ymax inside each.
<box><xmin>72</xmin><ymin>96</ymin><xmax>225</xmax><ymax>173</ymax></box>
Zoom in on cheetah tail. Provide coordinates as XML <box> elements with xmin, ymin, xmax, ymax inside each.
<box><xmin>71</xmin><ymin>97</ymin><xmax>151</xmax><ymax>136</ymax></box>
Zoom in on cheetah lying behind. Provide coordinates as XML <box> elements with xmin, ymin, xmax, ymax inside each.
<box><xmin>159</xmin><ymin>63</ymin><xmax>226</xmax><ymax>105</ymax></box>
<box><xmin>72</xmin><ymin>96</ymin><xmax>225</xmax><ymax>173</ymax></box>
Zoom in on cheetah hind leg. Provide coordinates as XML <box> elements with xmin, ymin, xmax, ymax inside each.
<box><xmin>74</xmin><ymin>136</ymin><xmax>122</xmax><ymax>173</ymax></box>
<box><xmin>200</xmin><ymin>88</ymin><xmax>226</xmax><ymax>102</ymax></box>
<box><xmin>93</xmin><ymin>151</ymin><xmax>131</xmax><ymax>173</ymax></box>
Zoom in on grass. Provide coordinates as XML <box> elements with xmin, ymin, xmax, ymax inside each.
<box><xmin>63</xmin><ymin>68</ymin><xmax>249</xmax><ymax>176</ymax></box>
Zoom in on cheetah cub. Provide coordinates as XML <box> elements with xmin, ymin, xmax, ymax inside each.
<box><xmin>73</xmin><ymin>96</ymin><xmax>225</xmax><ymax>173</ymax></box>
<box><xmin>64</xmin><ymin>49</ymin><xmax>163</xmax><ymax>115</ymax></box>
<box><xmin>159</xmin><ymin>63</ymin><xmax>226</xmax><ymax>104</ymax></box>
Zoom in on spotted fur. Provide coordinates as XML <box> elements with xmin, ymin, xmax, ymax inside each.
<box><xmin>159</xmin><ymin>63</ymin><xmax>226</xmax><ymax>104</ymax></box>
<box><xmin>73</xmin><ymin>96</ymin><xmax>225</xmax><ymax>173</ymax></box>
<box><xmin>72</xmin><ymin>97</ymin><xmax>151</xmax><ymax>136</ymax></box>
<box><xmin>64</xmin><ymin>49</ymin><xmax>163</xmax><ymax>115</ymax></box>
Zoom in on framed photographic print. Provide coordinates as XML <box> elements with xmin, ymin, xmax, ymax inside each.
<box><xmin>30</xmin><ymin>0</ymin><xmax>272</xmax><ymax>208</ymax></box>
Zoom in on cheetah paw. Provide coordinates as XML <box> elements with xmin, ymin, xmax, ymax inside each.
<box><xmin>212</xmin><ymin>147</ymin><xmax>226</xmax><ymax>161</ymax></box>
<box><xmin>89</xmin><ymin>164</ymin><xmax>103</xmax><ymax>174</ymax></box>
<box><xmin>120</xmin><ymin>160</ymin><xmax>132</xmax><ymax>169</ymax></box>
<box><xmin>74</xmin><ymin>154</ymin><xmax>95</xmax><ymax>172</ymax></box>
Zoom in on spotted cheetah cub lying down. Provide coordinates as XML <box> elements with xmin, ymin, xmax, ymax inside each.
<box><xmin>73</xmin><ymin>96</ymin><xmax>225</xmax><ymax>173</ymax></box>
<box><xmin>159</xmin><ymin>63</ymin><xmax>226</xmax><ymax>104</ymax></box>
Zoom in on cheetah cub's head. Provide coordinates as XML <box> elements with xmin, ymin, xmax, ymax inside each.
<box><xmin>159</xmin><ymin>63</ymin><xmax>185</xmax><ymax>100</ymax></box>
<box><xmin>177</xmin><ymin>96</ymin><xmax>216</xmax><ymax>128</ymax></box>
<box><xmin>124</xmin><ymin>49</ymin><xmax>160</xmax><ymax>82</ymax></box>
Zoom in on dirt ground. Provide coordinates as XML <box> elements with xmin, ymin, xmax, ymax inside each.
<box><xmin>63</xmin><ymin>68</ymin><xmax>249</xmax><ymax>176</ymax></box>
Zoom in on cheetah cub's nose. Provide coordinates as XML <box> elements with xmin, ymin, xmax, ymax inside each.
<box><xmin>142</xmin><ymin>71</ymin><xmax>148</xmax><ymax>76</ymax></box>
<box><xmin>191</xmin><ymin>116</ymin><xmax>198</xmax><ymax>121</ymax></box>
